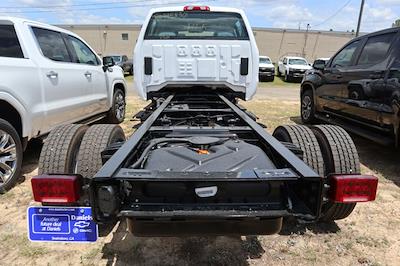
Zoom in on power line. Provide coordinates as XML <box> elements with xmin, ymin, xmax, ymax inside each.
<box><xmin>0</xmin><ymin>0</ymin><xmax>144</xmax><ymax>9</ymax></box>
<box><xmin>314</xmin><ymin>0</ymin><xmax>353</xmax><ymax>27</ymax></box>
<box><xmin>0</xmin><ymin>0</ymin><xmax>215</xmax><ymax>14</ymax></box>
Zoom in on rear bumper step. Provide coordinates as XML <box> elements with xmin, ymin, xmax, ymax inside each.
<box><xmin>127</xmin><ymin>217</ymin><xmax>283</xmax><ymax>236</ymax></box>
<box><xmin>119</xmin><ymin>209</ymin><xmax>290</xmax><ymax>219</ymax></box>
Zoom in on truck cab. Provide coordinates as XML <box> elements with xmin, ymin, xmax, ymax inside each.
<box><xmin>134</xmin><ymin>6</ymin><xmax>259</xmax><ymax>101</ymax></box>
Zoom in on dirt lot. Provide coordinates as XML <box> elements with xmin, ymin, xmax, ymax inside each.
<box><xmin>0</xmin><ymin>85</ymin><xmax>399</xmax><ymax>266</ymax></box>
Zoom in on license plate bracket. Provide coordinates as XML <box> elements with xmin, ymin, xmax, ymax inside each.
<box><xmin>27</xmin><ymin>206</ymin><xmax>98</xmax><ymax>243</ymax></box>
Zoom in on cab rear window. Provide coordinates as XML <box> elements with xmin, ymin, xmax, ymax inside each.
<box><xmin>144</xmin><ymin>12</ymin><xmax>249</xmax><ymax>40</ymax></box>
<box><xmin>0</xmin><ymin>25</ymin><xmax>24</xmax><ymax>58</ymax></box>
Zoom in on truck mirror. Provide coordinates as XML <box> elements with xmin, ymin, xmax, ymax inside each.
<box><xmin>313</xmin><ymin>63</ymin><xmax>325</xmax><ymax>70</ymax></box>
<box><xmin>103</xmin><ymin>56</ymin><xmax>115</xmax><ymax>67</ymax></box>
<box><xmin>102</xmin><ymin>56</ymin><xmax>115</xmax><ymax>72</ymax></box>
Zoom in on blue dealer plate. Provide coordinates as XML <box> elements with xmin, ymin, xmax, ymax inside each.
<box><xmin>27</xmin><ymin>206</ymin><xmax>98</xmax><ymax>242</ymax></box>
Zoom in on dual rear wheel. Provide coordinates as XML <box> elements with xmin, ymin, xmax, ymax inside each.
<box><xmin>38</xmin><ymin>124</ymin><xmax>126</xmax><ymax>205</ymax></box>
<box><xmin>273</xmin><ymin>124</ymin><xmax>360</xmax><ymax>221</ymax></box>
<box><xmin>38</xmin><ymin>122</ymin><xmax>359</xmax><ymax>222</ymax></box>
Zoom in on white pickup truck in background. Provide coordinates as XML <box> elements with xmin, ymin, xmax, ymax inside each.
<box><xmin>0</xmin><ymin>17</ymin><xmax>127</xmax><ymax>193</ymax></box>
<box><xmin>258</xmin><ymin>56</ymin><xmax>275</xmax><ymax>82</ymax></box>
<box><xmin>277</xmin><ymin>56</ymin><xmax>312</xmax><ymax>82</ymax></box>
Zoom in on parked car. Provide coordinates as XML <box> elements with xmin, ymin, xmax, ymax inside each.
<box><xmin>259</xmin><ymin>56</ymin><xmax>275</xmax><ymax>82</ymax></box>
<box><xmin>301</xmin><ymin>27</ymin><xmax>400</xmax><ymax>147</ymax></box>
<box><xmin>278</xmin><ymin>56</ymin><xmax>312</xmax><ymax>82</ymax></box>
<box><xmin>0</xmin><ymin>17</ymin><xmax>127</xmax><ymax>192</ymax></box>
<box><xmin>106</xmin><ymin>54</ymin><xmax>133</xmax><ymax>75</ymax></box>
<box><xmin>311</xmin><ymin>58</ymin><xmax>330</xmax><ymax>70</ymax></box>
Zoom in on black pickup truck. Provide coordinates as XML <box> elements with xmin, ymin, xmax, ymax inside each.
<box><xmin>301</xmin><ymin>27</ymin><xmax>400</xmax><ymax>147</ymax></box>
<box><xmin>105</xmin><ymin>54</ymin><xmax>133</xmax><ymax>75</ymax></box>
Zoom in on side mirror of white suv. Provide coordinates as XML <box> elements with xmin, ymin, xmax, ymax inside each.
<box><xmin>103</xmin><ymin>56</ymin><xmax>116</xmax><ymax>71</ymax></box>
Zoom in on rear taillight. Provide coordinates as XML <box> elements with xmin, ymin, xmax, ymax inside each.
<box><xmin>183</xmin><ymin>6</ymin><xmax>210</xmax><ymax>11</ymax></box>
<box><xmin>31</xmin><ymin>175</ymin><xmax>82</xmax><ymax>204</ymax></box>
<box><xmin>330</xmin><ymin>175</ymin><xmax>378</xmax><ymax>203</ymax></box>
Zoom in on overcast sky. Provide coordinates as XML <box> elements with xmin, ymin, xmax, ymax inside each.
<box><xmin>0</xmin><ymin>0</ymin><xmax>399</xmax><ymax>32</ymax></box>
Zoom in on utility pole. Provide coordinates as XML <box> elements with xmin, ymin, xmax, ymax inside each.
<box><xmin>356</xmin><ymin>0</ymin><xmax>365</xmax><ymax>37</ymax></box>
<box><xmin>302</xmin><ymin>24</ymin><xmax>310</xmax><ymax>58</ymax></box>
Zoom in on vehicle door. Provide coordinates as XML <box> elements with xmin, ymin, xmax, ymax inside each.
<box><xmin>386</xmin><ymin>45</ymin><xmax>400</xmax><ymax>141</ymax></box>
<box><xmin>31</xmin><ymin>26</ymin><xmax>89</xmax><ymax>131</ymax></box>
<box><xmin>121</xmin><ymin>55</ymin><xmax>129</xmax><ymax>72</ymax></box>
<box><xmin>341</xmin><ymin>31</ymin><xmax>398</xmax><ymax>125</ymax></box>
<box><xmin>66</xmin><ymin>35</ymin><xmax>109</xmax><ymax>114</ymax></box>
<box><xmin>315</xmin><ymin>39</ymin><xmax>363</xmax><ymax>113</ymax></box>
<box><xmin>282</xmin><ymin>57</ymin><xmax>288</xmax><ymax>74</ymax></box>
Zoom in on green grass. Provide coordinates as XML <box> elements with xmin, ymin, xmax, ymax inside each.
<box><xmin>259</xmin><ymin>75</ymin><xmax>301</xmax><ymax>88</ymax></box>
<box><xmin>241</xmin><ymin>100</ymin><xmax>300</xmax><ymax>132</ymax></box>
<box><xmin>124</xmin><ymin>75</ymin><xmax>133</xmax><ymax>83</ymax></box>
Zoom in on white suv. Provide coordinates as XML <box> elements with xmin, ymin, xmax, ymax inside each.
<box><xmin>134</xmin><ymin>6</ymin><xmax>259</xmax><ymax>101</ymax></box>
<box><xmin>0</xmin><ymin>17</ymin><xmax>127</xmax><ymax>192</ymax></box>
<box><xmin>278</xmin><ymin>56</ymin><xmax>312</xmax><ymax>82</ymax></box>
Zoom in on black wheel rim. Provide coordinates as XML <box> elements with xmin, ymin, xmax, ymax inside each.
<box><xmin>302</xmin><ymin>95</ymin><xmax>312</xmax><ymax>120</ymax></box>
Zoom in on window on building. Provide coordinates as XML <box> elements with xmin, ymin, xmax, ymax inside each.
<box><xmin>122</xmin><ymin>33</ymin><xmax>129</xmax><ymax>40</ymax></box>
<box><xmin>0</xmin><ymin>24</ymin><xmax>24</xmax><ymax>58</ymax></box>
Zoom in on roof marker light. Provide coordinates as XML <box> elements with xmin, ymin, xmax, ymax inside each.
<box><xmin>183</xmin><ymin>6</ymin><xmax>210</xmax><ymax>11</ymax></box>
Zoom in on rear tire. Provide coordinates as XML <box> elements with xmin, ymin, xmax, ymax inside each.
<box><xmin>76</xmin><ymin>124</ymin><xmax>125</xmax><ymax>179</ymax></box>
<box><xmin>311</xmin><ymin>125</ymin><xmax>360</xmax><ymax>221</ymax></box>
<box><xmin>76</xmin><ymin>124</ymin><xmax>125</xmax><ymax>206</ymax></box>
<box><xmin>38</xmin><ymin>124</ymin><xmax>88</xmax><ymax>175</ymax></box>
<box><xmin>273</xmin><ymin>125</ymin><xmax>324</xmax><ymax>176</ymax></box>
<box><xmin>0</xmin><ymin>119</ymin><xmax>23</xmax><ymax>194</ymax></box>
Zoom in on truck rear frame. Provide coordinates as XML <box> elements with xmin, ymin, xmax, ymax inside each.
<box><xmin>88</xmin><ymin>92</ymin><xmax>324</xmax><ymax>235</ymax></box>
<box><xmin>32</xmin><ymin>90</ymin><xmax>378</xmax><ymax>236</ymax></box>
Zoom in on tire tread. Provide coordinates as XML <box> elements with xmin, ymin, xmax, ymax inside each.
<box><xmin>38</xmin><ymin>124</ymin><xmax>87</xmax><ymax>175</ymax></box>
<box><xmin>312</xmin><ymin>125</ymin><xmax>360</xmax><ymax>221</ymax></box>
<box><xmin>76</xmin><ymin>124</ymin><xmax>125</xmax><ymax>179</ymax></box>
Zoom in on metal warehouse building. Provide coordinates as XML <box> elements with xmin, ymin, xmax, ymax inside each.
<box><xmin>59</xmin><ymin>24</ymin><xmax>356</xmax><ymax>63</ymax></box>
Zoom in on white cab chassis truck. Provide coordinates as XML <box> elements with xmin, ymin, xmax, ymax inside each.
<box><xmin>134</xmin><ymin>6</ymin><xmax>259</xmax><ymax>101</ymax></box>
<box><xmin>0</xmin><ymin>17</ymin><xmax>127</xmax><ymax>193</ymax></box>
<box><xmin>34</xmin><ymin>6</ymin><xmax>378</xmax><ymax>237</ymax></box>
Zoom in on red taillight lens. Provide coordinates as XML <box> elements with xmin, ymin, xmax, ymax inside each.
<box><xmin>330</xmin><ymin>175</ymin><xmax>378</xmax><ymax>203</ymax></box>
<box><xmin>31</xmin><ymin>175</ymin><xmax>82</xmax><ymax>204</ymax></box>
<box><xmin>183</xmin><ymin>6</ymin><xmax>210</xmax><ymax>11</ymax></box>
